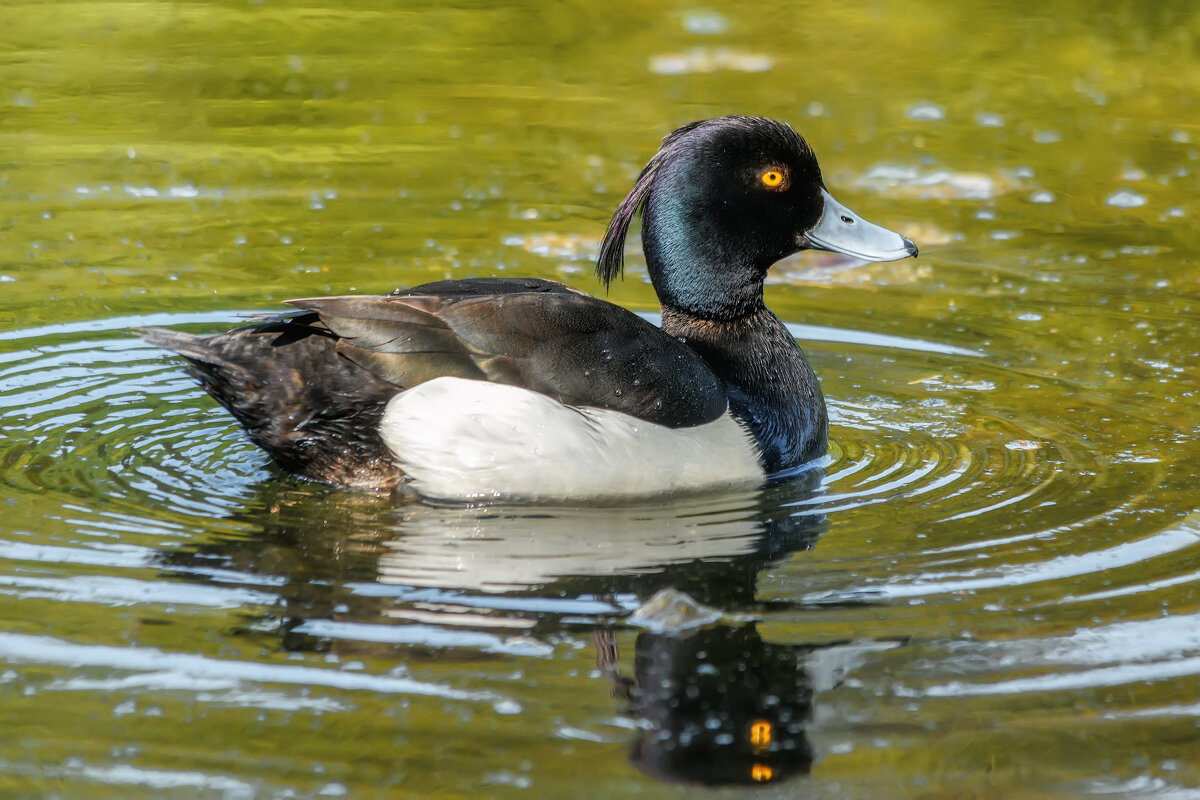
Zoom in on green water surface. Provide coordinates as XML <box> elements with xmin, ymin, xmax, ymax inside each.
<box><xmin>2</xmin><ymin>1</ymin><xmax>1200</xmax><ymax>798</ymax></box>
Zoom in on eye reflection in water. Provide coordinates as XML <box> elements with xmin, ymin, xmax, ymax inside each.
<box><xmin>157</xmin><ymin>467</ymin><xmax>894</xmax><ymax>787</ymax></box>
<box><xmin>599</xmin><ymin>622</ymin><xmax>816</xmax><ymax>785</ymax></box>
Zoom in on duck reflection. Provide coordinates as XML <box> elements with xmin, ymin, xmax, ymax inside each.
<box><xmin>609</xmin><ymin>623</ymin><xmax>814</xmax><ymax>785</ymax></box>
<box><xmin>163</xmin><ymin>468</ymin><xmax>827</xmax><ymax>631</ymax></box>
<box><xmin>374</xmin><ymin>482</ymin><xmax>825</xmax><ymax>614</ymax></box>
<box><xmin>159</xmin><ymin>468</ymin><xmax>861</xmax><ymax>787</ymax></box>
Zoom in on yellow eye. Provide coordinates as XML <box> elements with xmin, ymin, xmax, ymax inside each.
<box><xmin>760</xmin><ymin>170</ymin><xmax>785</xmax><ymax>188</ymax></box>
<box><xmin>749</xmin><ymin>720</ymin><xmax>773</xmax><ymax>749</ymax></box>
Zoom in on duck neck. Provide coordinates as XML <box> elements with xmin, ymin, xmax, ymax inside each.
<box><xmin>661</xmin><ymin>305</ymin><xmax>828</xmax><ymax>473</ymax></box>
<box><xmin>642</xmin><ymin>194</ymin><xmax>769</xmax><ymax>320</ymax></box>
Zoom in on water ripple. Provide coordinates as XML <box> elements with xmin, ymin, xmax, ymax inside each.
<box><xmin>3</xmin><ymin>311</ymin><xmax>1199</xmax><ymax>798</ymax></box>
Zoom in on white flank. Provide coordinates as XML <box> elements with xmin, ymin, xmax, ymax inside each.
<box><xmin>378</xmin><ymin>377</ymin><xmax>764</xmax><ymax>501</ymax></box>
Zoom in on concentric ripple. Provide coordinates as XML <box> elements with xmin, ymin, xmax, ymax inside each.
<box><xmin>817</xmin><ymin>393</ymin><xmax>1088</xmax><ymax>521</ymax></box>
<box><xmin>3</xmin><ymin>310</ymin><xmax>1200</xmax><ymax>798</ymax></box>
<box><xmin>766</xmin><ymin>343</ymin><xmax>1189</xmax><ymax>614</ymax></box>
<box><xmin>3</xmin><ymin>309</ymin><xmax>1185</xmax><ymax>623</ymax></box>
<box><xmin>0</xmin><ymin>312</ymin><xmax>1176</xmax><ymax>561</ymax></box>
<box><xmin>0</xmin><ymin>314</ymin><xmax>272</xmax><ymax>532</ymax></box>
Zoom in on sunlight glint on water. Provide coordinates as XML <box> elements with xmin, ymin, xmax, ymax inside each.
<box><xmin>2</xmin><ymin>0</ymin><xmax>1200</xmax><ymax>796</ymax></box>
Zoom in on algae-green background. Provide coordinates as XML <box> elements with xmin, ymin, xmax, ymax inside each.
<box><xmin>2</xmin><ymin>1</ymin><xmax>1200</xmax><ymax>797</ymax></box>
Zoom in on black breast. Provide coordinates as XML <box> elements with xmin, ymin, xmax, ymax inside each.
<box><xmin>661</xmin><ymin>307</ymin><xmax>828</xmax><ymax>472</ymax></box>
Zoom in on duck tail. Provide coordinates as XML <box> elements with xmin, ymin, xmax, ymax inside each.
<box><xmin>136</xmin><ymin>327</ymin><xmax>256</xmax><ymax>382</ymax></box>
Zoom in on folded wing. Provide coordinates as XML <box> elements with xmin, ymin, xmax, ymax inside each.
<box><xmin>288</xmin><ymin>278</ymin><xmax>728</xmax><ymax>428</ymax></box>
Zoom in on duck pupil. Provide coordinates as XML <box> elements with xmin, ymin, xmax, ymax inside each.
<box><xmin>840</xmin><ymin>215</ymin><xmax>854</xmax><ymax>224</ymax></box>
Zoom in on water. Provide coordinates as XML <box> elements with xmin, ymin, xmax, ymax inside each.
<box><xmin>2</xmin><ymin>1</ymin><xmax>1200</xmax><ymax>797</ymax></box>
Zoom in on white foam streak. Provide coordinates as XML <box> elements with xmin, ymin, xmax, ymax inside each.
<box><xmin>0</xmin><ymin>632</ymin><xmax>494</xmax><ymax>701</ymax></box>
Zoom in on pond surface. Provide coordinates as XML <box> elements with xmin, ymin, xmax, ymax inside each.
<box><xmin>3</xmin><ymin>1</ymin><xmax>1200</xmax><ymax>797</ymax></box>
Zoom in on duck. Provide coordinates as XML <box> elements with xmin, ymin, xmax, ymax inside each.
<box><xmin>140</xmin><ymin>116</ymin><xmax>917</xmax><ymax>500</ymax></box>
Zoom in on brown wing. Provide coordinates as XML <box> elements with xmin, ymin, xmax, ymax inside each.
<box><xmin>286</xmin><ymin>281</ymin><xmax>728</xmax><ymax>428</ymax></box>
